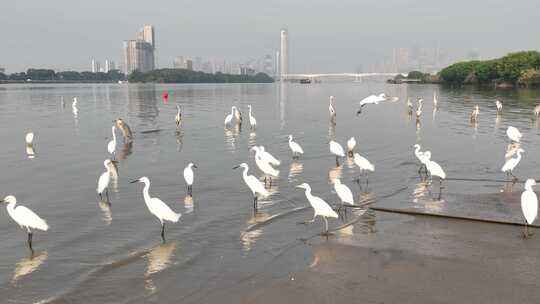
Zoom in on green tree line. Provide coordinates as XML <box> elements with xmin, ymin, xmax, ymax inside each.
<box><xmin>0</xmin><ymin>69</ymin><xmax>126</xmax><ymax>82</ymax></box>
<box><xmin>127</xmin><ymin>68</ymin><xmax>274</xmax><ymax>83</ymax></box>
<box><xmin>439</xmin><ymin>51</ymin><xmax>540</xmax><ymax>86</ymax></box>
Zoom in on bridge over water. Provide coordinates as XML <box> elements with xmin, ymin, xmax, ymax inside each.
<box><xmin>283</xmin><ymin>73</ymin><xmax>404</xmax><ymax>82</ymax></box>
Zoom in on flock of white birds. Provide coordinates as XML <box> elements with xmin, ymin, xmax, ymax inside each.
<box><xmin>5</xmin><ymin>92</ymin><xmax>540</xmax><ymax>253</ymax></box>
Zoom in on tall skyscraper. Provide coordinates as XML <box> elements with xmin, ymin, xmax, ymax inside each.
<box><xmin>280</xmin><ymin>30</ymin><xmax>288</xmax><ymax>80</ymax></box>
<box><xmin>123</xmin><ymin>25</ymin><xmax>156</xmax><ymax>74</ymax></box>
<box><xmin>91</xmin><ymin>59</ymin><xmax>100</xmax><ymax>73</ymax></box>
<box><xmin>141</xmin><ymin>25</ymin><xmax>155</xmax><ymax>48</ymax></box>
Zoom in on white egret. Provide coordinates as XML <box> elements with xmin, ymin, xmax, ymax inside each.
<box><xmin>329</xmin><ymin>96</ymin><xmax>336</xmax><ymax>125</ymax></box>
<box><xmin>407</xmin><ymin>98</ymin><xmax>413</xmax><ymax>115</ymax></box>
<box><xmin>224</xmin><ymin>106</ymin><xmax>236</xmax><ymax>126</ymax></box>
<box><xmin>183</xmin><ymin>163</ymin><xmax>198</xmax><ymax>196</ymax></box>
<box><xmin>288</xmin><ymin>135</ymin><xmax>304</xmax><ymax>158</ymax></box>
<box><xmin>333</xmin><ymin>178</ymin><xmax>354</xmax><ymax>212</ymax></box>
<box><xmin>506</xmin><ymin>126</ymin><xmax>522</xmax><ymax>143</ymax></box>
<box><xmin>534</xmin><ymin>104</ymin><xmax>540</xmax><ymax>118</ymax></box>
<box><xmin>248</xmin><ymin>104</ymin><xmax>256</xmax><ymax>130</ymax></box>
<box><xmin>258</xmin><ymin>146</ymin><xmax>280</xmax><ymax>166</ymax></box>
<box><xmin>25</xmin><ymin>132</ymin><xmax>34</xmax><ymax>147</ymax></box>
<box><xmin>329</xmin><ymin>140</ymin><xmax>345</xmax><ymax>166</ymax></box>
<box><xmin>470</xmin><ymin>105</ymin><xmax>479</xmax><ymax>122</ymax></box>
<box><xmin>521</xmin><ymin>179</ymin><xmax>538</xmax><ymax>238</ymax></box>
<box><xmin>357</xmin><ymin>93</ymin><xmax>387</xmax><ymax>114</ymax></box>
<box><xmin>347</xmin><ymin>137</ymin><xmax>356</xmax><ymax>156</ymax></box>
<box><xmin>353</xmin><ymin>152</ymin><xmax>375</xmax><ymax>183</ymax></box>
<box><xmin>413</xmin><ymin>144</ymin><xmax>429</xmax><ymax>175</ymax></box>
<box><xmin>130</xmin><ymin>177</ymin><xmax>182</xmax><ymax>242</ymax></box>
<box><xmin>250</xmin><ymin>147</ymin><xmax>279</xmax><ymax>185</ymax></box>
<box><xmin>97</xmin><ymin>159</ymin><xmax>112</xmax><ymax>201</ymax></box>
<box><xmin>416</xmin><ymin>99</ymin><xmax>423</xmax><ymax>122</ymax></box>
<box><xmin>114</xmin><ymin>118</ymin><xmax>133</xmax><ymax>142</ymax></box>
<box><xmin>495</xmin><ymin>100</ymin><xmax>502</xmax><ymax>113</ymax></box>
<box><xmin>1</xmin><ymin>195</ymin><xmax>48</xmax><ymax>252</ymax></box>
<box><xmin>424</xmin><ymin>152</ymin><xmax>446</xmax><ymax>189</ymax></box>
<box><xmin>234</xmin><ymin>106</ymin><xmax>243</xmax><ymax>125</ymax></box>
<box><xmin>72</xmin><ymin>97</ymin><xmax>78</xmax><ymax>108</ymax></box>
<box><xmin>233</xmin><ymin>163</ymin><xmax>269</xmax><ymax>210</ymax></box>
<box><xmin>107</xmin><ymin>126</ymin><xmax>117</xmax><ymax>159</ymax></box>
<box><xmin>502</xmin><ymin>148</ymin><xmax>524</xmax><ymax>181</ymax></box>
<box><xmin>505</xmin><ymin>143</ymin><xmax>521</xmax><ymax>160</ymax></box>
<box><xmin>175</xmin><ymin>105</ymin><xmax>182</xmax><ymax>129</ymax></box>
<box><xmin>433</xmin><ymin>92</ymin><xmax>438</xmax><ymax>108</ymax></box>
<box><xmin>296</xmin><ymin>183</ymin><xmax>338</xmax><ymax>235</ymax></box>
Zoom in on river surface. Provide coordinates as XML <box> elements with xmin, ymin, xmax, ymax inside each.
<box><xmin>0</xmin><ymin>82</ymin><xmax>539</xmax><ymax>303</ymax></box>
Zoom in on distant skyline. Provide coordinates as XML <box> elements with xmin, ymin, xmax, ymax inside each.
<box><xmin>3</xmin><ymin>0</ymin><xmax>540</xmax><ymax>73</ymax></box>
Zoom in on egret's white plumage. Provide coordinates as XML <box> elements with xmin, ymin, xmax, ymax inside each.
<box><xmin>251</xmin><ymin>147</ymin><xmax>279</xmax><ymax>179</ymax></box>
<box><xmin>224</xmin><ymin>106</ymin><xmax>236</xmax><ymax>126</ymax></box>
<box><xmin>353</xmin><ymin>153</ymin><xmax>375</xmax><ymax>173</ymax></box>
<box><xmin>502</xmin><ymin>148</ymin><xmax>524</xmax><ymax>179</ymax></box>
<box><xmin>329</xmin><ymin>96</ymin><xmax>336</xmax><ymax>124</ymax></box>
<box><xmin>506</xmin><ymin>126</ymin><xmax>522</xmax><ymax>143</ymax></box>
<box><xmin>72</xmin><ymin>97</ymin><xmax>78</xmax><ymax>108</ymax></box>
<box><xmin>407</xmin><ymin>98</ymin><xmax>413</xmax><ymax>115</ymax></box>
<box><xmin>175</xmin><ymin>105</ymin><xmax>182</xmax><ymax>128</ymax></box>
<box><xmin>521</xmin><ymin>179</ymin><xmax>538</xmax><ymax>238</ymax></box>
<box><xmin>131</xmin><ymin>177</ymin><xmax>181</xmax><ymax>241</ymax></box>
<box><xmin>2</xmin><ymin>195</ymin><xmax>48</xmax><ymax>251</ymax></box>
<box><xmin>288</xmin><ymin>135</ymin><xmax>304</xmax><ymax>158</ymax></box>
<box><xmin>416</xmin><ymin>99</ymin><xmax>423</xmax><ymax>121</ymax></box>
<box><xmin>248</xmin><ymin>104</ymin><xmax>256</xmax><ymax>129</ymax></box>
<box><xmin>433</xmin><ymin>92</ymin><xmax>438</xmax><ymax>108</ymax></box>
<box><xmin>329</xmin><ymin>140</ymin><xmax>345</xmax><ymax>165</ymax></box>
<box><xmin>495</xmin><ymin>100</ymin><xmax>502</xmax><ymax>113</ymax></box>
<box><xmin>424</xmin><ymin>152</ymin><xmax>446</xmax><ymax>180</ymax></box>
<box><xmin>470</xmin><ymin>105</ymin><xmax>479</xmax><ymax>122</ymax></box>
<box><xmin>97</xmin><ymin>159</ymin><xmax>112</xmax><ymax>200</ymax></box>
<box><xmin>333</xmin><ymin>178</ymin><xmax>354</xmax><ymax>206</ymax></box>
<box><xmin>413</xmin><ymin>144</ymin><xmax>428</xmax><ymax>165</ymax></box>
<box><xmin>297</xmin><ymin>183</ymin><xmax>338</xmax><ymax>234</ymax></box>
<box><xmin>534</xmin><ymin>104</ymin><xmax>540</xmax><ymax>117</ymax></box>
<box><xmin>25</xmin><ymin>132</ymin><xmax>34</xmax><ymax>146</ymax></box>
<box><xmin>357</xmin><ymin>93</ymin><xmax>387</xmax><ymax>114</ymax></box>
<box><xmin>258</xmin><ymin>146</ymin><xmax>280</xmax><ymax>166</ymax></box>
<box><xmin>183</xmin><ymin>162</ymin><xmax>197</xmax><ymax>195</ymax></box>
<box><xmin>234</xmin><ymin>163</ymin><xmax>269</xmax><ymax>209</ymax></box>
<box><xmin>347</xmin><ymin>137</ymin><xmax>356</xmax><ymax>156</ymax></box>
<box><xmin>107</xmin><ymin>126</ymin><xmax>117</xmax><ymax>157</ymax></box>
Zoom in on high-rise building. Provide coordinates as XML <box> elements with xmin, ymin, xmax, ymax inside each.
<box><xmin>123</xmin><ymin>25</ymin><xmax>156</xmax><ymax>74</ymax></box>
<box><xmin>91</xmin><ymin>59</ymin><xmax>100</xmax><ymax>73</ymax></box>
<box><xmin>280</xmin><ymin>30</ymin><xmax>288</xmax><ymax>80</ymax></box>
<box><xmin>173</xmin><ymin>57</ymin><xmax>193</xmax><ymax>70</ymax></box>
<box><xmin>104</xmin><ymin>59</ymin><xmax>116</xmax><ymax>73</ymax></box>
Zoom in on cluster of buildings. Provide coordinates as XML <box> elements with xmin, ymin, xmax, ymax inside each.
<box><xmin>90</xmin><ymin>59</ymin><xmax>116</xmax><ymax>73</ymax></box>
<box><xmin>122</xmin><ymin>25</ymin><xmax>156</xmax><ymax>74</ymax></box>
<box><xmin>171</xmin><ymin>53</ymin><xmax>276</xmax><ymax>76</ymax></box>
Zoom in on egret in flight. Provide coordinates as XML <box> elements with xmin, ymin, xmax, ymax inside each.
<box><xmin>97</xmin><ymin>159</ymin><xmax>112</xmax><ymax>201</ymax></box>
<box><xmin>183</xmin><ymin>163</ymin><xmax>198</xmax><ymax>196</ymax></box>
<box><xmin>114</xmin><ymin>119</ymin><xmax>133</xmax><ymax>142</ymax></box>
<box><xmin>495</xmin><ymin>100</ymin><xmax>503</xmax><ymax>113</ymax></box>
<box><xmin>506</xmin><ymin>126</ymin><xmax>522</xmax><ymax>143</ymax></box>
<box><xmin>175</xmin><ymin>105</ymin><xmax>182</xmax><ymax>129</ymax></box>
<box><xmin>107</xmin><ymin>126</ymin><xmax>117</xmax><ymax>159</ymax></box>
<box><xmin>347</xmin><ymin>137</ymin><xmax>356</xmax><ymax>157</ymax></box>
<box><xmin>2</xmin><ymin>195</ymin><xmax>49</xmax><ymax>252</ymax></box>
<box><xmin>130</xmin><ymin>177</ymin><xmax>182</xmax><ymax>242</ymax></box>
<box><xmin>333</xmin><ymin>178</ymin><xmax>354</xmax><ymax>213</ymax></box>
<box><xmin>233</xmin><ymin>163</ymin><xmax>269</xmax><ymax>210</ymax></box>
<box><xmin>502</xmin><ymin>148</ymin><xmax>524</xmax><ymax>182</ymax></box>
<box><xmin>329</xmin><ymin>96</ymin><xmax>336</xmax><ymax>125</ymax></box>
<box><xmin>297</xmin><ymin>183</ymin><xmax>338</xmax><ymax>235</ymax></box>
<box><xmin>357</xmin><ymin>93</ymin><xmax>387</xmax><ymax>115</ymax></box>
<box><xmin>258</xmin><ymin>146</ymin><xmax>280</xmax><ymax>166</ymax></box>
<box><xmin>288</xmin><ymin>135</ymin><xmax>304</xmax><ymax>159</ymax></box>
<box><xmin>248</xmin><ymin>105</ymin><xmax>257</xmax><ymax>130</ymax></box>
<box><xmin>521</xmin><ymin>179</ymin><xmax>538</xmax><ymax>238</ymax></box>
<box><xmin>329</xmin><ymin>140</ymin><xmax>345</xmax><ymax>166</ymax></box>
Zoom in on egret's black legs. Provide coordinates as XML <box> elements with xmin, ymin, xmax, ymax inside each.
<box><xmin>27</xmin><ymin>232</ymin><xmax>33</xmax><ymax>252</ymax></box>
<box><xmin>253</xmin><ymin>196</ymin><xmax>258</xmax><ymax>210</ymax></box>
<box><xmin>161</xmin><ymin>223</ymin><xmax>166</xmax><ymax>242</ymax></box>
<box><xmin>335</xmin><ymin>156</ymin><xmax>340</xmax><ymax>167</ymax></box>
<box><xmin>188</xmin><ymin>185</ymin><xmax>192</xmax><ymax>196</ymax></box>
<box><xmin>106</xmin><ymin>189</ymin><xmax>110</xmax><ymax>202</ymax></box>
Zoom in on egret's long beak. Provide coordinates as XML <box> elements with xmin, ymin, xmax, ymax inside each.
<box><xmin>356</xmin><ymin>109</ymin><xmax>362</xmax><ymax>115</ymax></box>
<box><xmin>129</xmin><ymin>179</ymin><xmax>139</xmax><ymax>184</ymax></box>
<box><xmin>295</xmin><ymin>185</ymin><xmax>304</xmax><ymax>189</ymax></box>
<box><xmin>193</xmin><ymin>165</ymin><xmax>198</xmax><ymax>169</ymax></box>
<box><xmin>232</xmin><ymin>165</ymin><xmax>240</xmax><ymax>170</ymax></box>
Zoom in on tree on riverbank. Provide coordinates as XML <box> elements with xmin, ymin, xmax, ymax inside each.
<box><xmin>439</xmin><ymin>51</ymin><xmax>540</xmax><ymax>87</ymax></box>
<box><xmin>127</xmin><ymin>68</ymin><xmax>274</xmax><ymax>83</ymax></box>
<box><xmin>0</xmin><ymin>69</ymin><xmax>126</xmax><ymax>83</ymax></box>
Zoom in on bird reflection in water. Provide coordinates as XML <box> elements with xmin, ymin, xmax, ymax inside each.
<box><xmin>328</xmin><ymin>123</ymin><xmax>335</xmax><ymax>141</ymax></box>
<box><xmin>248</xmin><ymin>131</ymin><xmax>257</xmax><ymax>148</ymax></box>
<box><xmin>176</xmin><ymin>131</ymin><xmax>184</xmax><ymax>152</ymax></box>
<box><xmin>532</xmin><ymin>117</ymin><xmax>539</xmax><ymax>129</ymax></box>
<box><xmin>288</xmin><ymin>161</ymin><xmax>303</xmax><ymax>182</ymax></box>
<box><xmin>184</xmin><ymin>195</ymin><xmax>194</xmax><ymax>214</ymax></box>
<box><xmin>495</xmin><ymin>113</ymin><xmax>502</xmax><ymax>129</ymax></box>
<box><xmin>12</xmin><ymin>250</ymin><xmax>48</xmax><ymax>283</ymax></box>
<box><xmin>108</xmin><ymin>161</ymin><xmax>119</xmax><ymax>193</ymax></box>
<box><xmin>98</xmin><ymin>200</ymin><xmax>112</xmax><ymax>225</ymax></box>
<box><xmin>144</xmin><ymin>241</ymin><xmax>177</xmax><ymax>294</ymax></box>
<box><xmin>432</xmin><ymin>107</ymin><xmax>438</xmax><ymax>121</ymax></box>
<box><xmin>26</xmin><ymin>146</ymin><xmax>36</xmax><ymax>159</ymax></box>
<box><xmin>224</xmin><ymin>124</ymin><xmax>241</xmax><ymax>152</ymax></box>
<box><xmin>116</xmin><ymin>142</ymin><xmax>133</xmax><ymax>160</ymax></box>
<box><xmin>240</xmin><ymin>229</ymin><xmax>262</xmax><ymax>253</ymax></box>
<box><xmin>328</xmin><ymin>165</ymin><xmax>343</xmax><ymax>183</ymax></box>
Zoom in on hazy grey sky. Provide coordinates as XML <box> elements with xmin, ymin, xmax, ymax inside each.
<box><xmin>3</xmin><ymin>0</ymin><xmax>540</xmax><ymax>73</ymax></box>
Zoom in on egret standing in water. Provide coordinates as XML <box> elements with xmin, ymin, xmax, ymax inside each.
<box><xmin>521</xmin><ymin>179</ymin><xmax>538</xmax><ymax>238</ymax></box>
<box><xmin>353</xmin><ymin>152</ymin><xmax>375</xmax><ymax>185</ymax></box>
<box><xmin>224</xmin><ymin>106</ymin><xmax>236</xmax><ymax>126</ymax></box>
<box><xmin>495</xmin><ymin>100</ymin><xmax>503</xmax><ymax>113</ymax></box>
<box><xmin>347</xmin><ymin>137</ymin><xmax>356</xmax><ymax>157</ymax></box>
<box><xmin>506</xmin><ymin>126</ymin><xmax>522</xmax><ymax>143</ymax></box>
<box><xmin>97</xmin><ymin>159</ymin><xmax>112</xmax><ymax>201</ymax></box>
<box><xmin>413</xmin><ymin>144</ymin><xmax>429</xmax><ymax>175</ymax></box>
<box><xmin>247</xmin><ymin>105</ymin><xmax>256</xmax><ymax>130</ymax></box>
<box><xmin>258</xmin><ymin>146</ymin><xmax>280</xmax><ymax>166</ymax></box>
<box><xmin>533</xmin><ymin>104</ymin><xmax>540</xmax><ymax>119</ymax></box>
<box><xmin>233</xmin><ymin>163</ymin><xmax>269</xmax><ymax>210</ymax></box>
<box><xmin>357</xmin><ymin>93</ymin><xmax>387</xmax><ymax>115</ymax></box>
<box><xmin>424</xmin><ymin>152</ymin><xmax>446</xmax><ymax>191</ymax></box>
<box><xmin>407</xmin><ymin>98</ymin><xmax>414</xmax><ymax>116</ymax></box>
<box><xmin>107</xmin><ymin>126</ymin><xmax>117</xmax><ymax>159</ymax></box>
<box><xmin>329</xmin><ymin>140</ymin><xmax>345</xmax><ymax>166</ymax></box>
<box><xmin>114</xmin><ymin>119</ymin><xmax>133</xmax><ymax>143</ymax></box>
<box><xmin>333</xmin><ymin>178</ymin><xmax>354</xmax><ymax>213</ymax></box>
<box><xmin>502</xmin><ymin>148</ymin><xmax>524</xmax><ymax>181</ymax></box>
<box><xmin>433</xmin><ymin>92</ymin><xmax>438</xmax><ymax>108</ymax></box>
<box><xmin>297</xmin><ymin>183</ymin><xmax>338</xmax><ymax>235</ymax></box>
<box><xmin>175</xmin><ymin>105</ymin><xmax>182</xmax><ymax>130</ymax></box>
<box><xmin>25</xmin><ymin>132</ymin><xmax>34</xmax><ymax>147</ymax></box>
<box><xmin>183</xmin><ymin>163</ymin><xmax>197</xmax><ymax>196</ymax></box>
<box><xmin>470</xmin><ymin>105</ymin><xmax>479</xmax><ymax>122</ymax></box>
<box><xmin>288</xmin><ymin>135</ymin><xmax>304</xmax><ymax>159</ymax></box>
<box><xmin>1</xmin><ymin>195</ymin><xmax>49</xmax><ymax>252</ymax></box>
<box><xmin>329</xmin><ymin>96</ymin><xmax>336</xmax><ymax>125</ymax></box>
<box><xmin>234</xmin><ymin>106</ymin><xmax>243</xmax><ymax>125</ymax></box>
<box><xmin>251</xmin><ymin>146</ymin><xmax>279</xmax><ymax>185</ymax></box>
<box><xmin>415</xmin><ymin>98</ymin><xmax>423</xmax><ymax>122</ymax></box>
<box><xmin>130</xmin><ymin>177</ymin><xmax>182</xmax><ymax>242</ymax></box>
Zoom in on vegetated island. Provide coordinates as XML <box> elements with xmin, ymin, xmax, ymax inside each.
<box><xmin>0</xmin><ymin>69</ymin><xmax>126</xmax><ymax>84</ymax></box>
<box><xmin>128</xmin><ymin>69</ymin><xmax>274</xmax><ymax>83</ymax></box>
<box><xmin>389</xmin><ymin>51</ymin><xmax>540</xmax><ymax>88</ymax></box>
